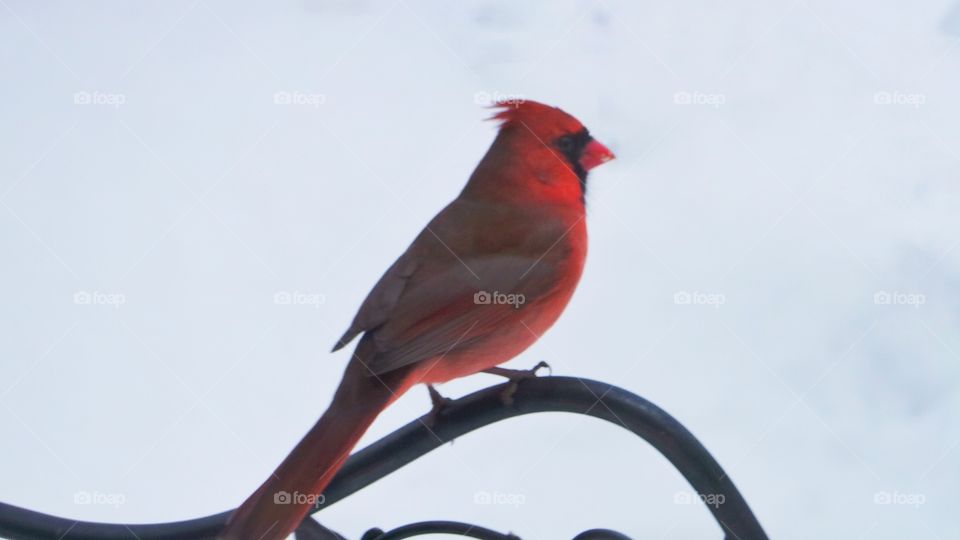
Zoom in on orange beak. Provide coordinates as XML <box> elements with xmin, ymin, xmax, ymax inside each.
<box><xmin>579</xmin><ymin>138</ymin><xmax>615</xmax><ymax>171</ymax></box>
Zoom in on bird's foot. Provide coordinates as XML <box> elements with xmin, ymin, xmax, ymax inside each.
<box><xmin>425</xmin><ymin>384</ymin><xmax>454</xmax><ymax>428</ymax></box>
<box><xmin>482</xmin><ymin>361</ymin><xmax>552</xmax><ymax>405</ymax></box>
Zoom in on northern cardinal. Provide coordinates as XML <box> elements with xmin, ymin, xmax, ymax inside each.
<box><xmin>221</xmin><ymin>100</ymin><xmax>614</xmax><ymax>539</ymax></box>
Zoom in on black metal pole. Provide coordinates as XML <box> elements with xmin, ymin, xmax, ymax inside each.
<box><xmin>0</xmin><ymin>377</ymin><xmax>767</xmax><ymax>539</ymax></box>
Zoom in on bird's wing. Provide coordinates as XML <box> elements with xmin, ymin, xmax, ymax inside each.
<box><xmin>362</xmin><ymin>252</ymin><xmax>560</xmax><ymax>375</ymax></box>
<box><xmin>331</xmin><ymin>249</ymin><xmax>419</xmax><ymax>352</ymax></box>
<box><xmin>333</xmin><ymin>200</ymin><xmax>572</xmax><ymax>375</ymax></box>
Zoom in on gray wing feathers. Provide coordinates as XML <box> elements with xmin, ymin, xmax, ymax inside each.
<box><xmin>362</xmin><ymin>254</ymin><xmax>557</xmax><ymax>375</ymax></box>
<box><xmin>331</xmin><ymin>252</ymin><xmax>418</xmax><ymax>352</ymax></box>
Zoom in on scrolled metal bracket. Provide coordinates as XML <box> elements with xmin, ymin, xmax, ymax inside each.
<box><xmin>0</xmin><ymin>377</ymin><xmax>768</xmax><ymax>540</ymax></box>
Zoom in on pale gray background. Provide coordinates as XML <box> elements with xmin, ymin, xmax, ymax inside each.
<box><xmin>1</xmin><ymin>1</ymin><xmax>959</xmax><ymax>538</ymax></box>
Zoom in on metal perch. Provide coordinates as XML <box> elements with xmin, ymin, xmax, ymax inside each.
<box><xmin>0</xmin><ymin>376</ymin><xmax>768</xmax><ymax>539</ymax></box>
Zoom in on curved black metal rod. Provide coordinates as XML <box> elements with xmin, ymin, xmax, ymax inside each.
<box><xmin>0</xmin><ymin>377</ymin><xmax>768</xmax><ymax>539</ymax></box>
<box><xmin>360</xmin><ymin>520</ymin><xmax>519</xmax><ymax>540</ymax></box>
<box><xmin>356</xmin><ymin>522</ymin><xmax>634</xmax><ymax>540</ymax></box>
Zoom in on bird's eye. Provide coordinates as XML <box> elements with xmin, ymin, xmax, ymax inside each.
<box><xmin>556</xmin><ymin>135</ymin><xmax>575</xmax><ymax>152</ymax></box>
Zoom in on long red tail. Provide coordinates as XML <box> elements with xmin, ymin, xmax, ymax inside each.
<box><xmin>221</xmin><ymin>340</ymin><xmax>416</xmax><ymax>539</ymax></box>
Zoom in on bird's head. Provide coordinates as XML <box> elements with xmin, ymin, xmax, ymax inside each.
<box><xmin>483</xmin><ymin>100</ymin><xmax>615</xmax><ymax>203</ymax></box>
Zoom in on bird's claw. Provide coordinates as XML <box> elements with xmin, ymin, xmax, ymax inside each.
<box><xmin>529</xmin><ymin>360</ymin><xmax>552</xmax><ymax>377</ymax></box>
<box><xmin>425</xmin><ymin>385</ymin><xmax>454</xmax><ymax>428</ymax></box>
<box><xmin>483</xmin><ymin>361</ymin><xmax>553</xmax><ymax>406</ymax></box>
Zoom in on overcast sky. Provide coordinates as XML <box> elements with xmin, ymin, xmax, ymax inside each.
<box><xmin>1</xmin><ymin>1</ymin><xmax>959</xmax><ymax>538</ymax></box>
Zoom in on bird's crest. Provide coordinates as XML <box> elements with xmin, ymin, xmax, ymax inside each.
<box><xmin>486</xmin><ymin>99</ymin><xmax>585</xmax><ymax>136</ymax></box>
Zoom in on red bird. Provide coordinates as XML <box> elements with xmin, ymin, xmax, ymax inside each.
<box><xmin>222</xmin><ymin>100</ymin><xmax>614</xmax><ymax>539</ymax></box>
